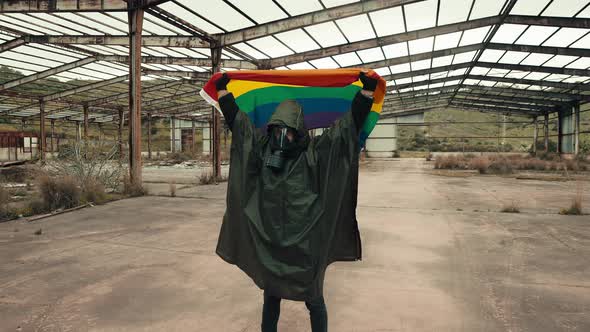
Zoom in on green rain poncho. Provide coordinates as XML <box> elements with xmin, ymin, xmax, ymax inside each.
<box><xmin>216</xmin><ymin>92</ymin><xmax>372</xmax><ymax>301</ymax></box>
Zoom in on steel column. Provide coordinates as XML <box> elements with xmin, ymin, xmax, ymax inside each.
<box><xmin>147</xmin><ymin>113</ymin><xmax>152</xmax><ymax>159</ymax></box>
<box><xmin>574</xmin><ymin>104</ymin><xmax>580</xmax><ymax>156</ymax></box>
<box><xmin>532</xmin><ymin>117</ymin><xmax>538</xmax><ymax>155</ymax></box>
<box><xmin>50</xmin><ymin>119</ymin><xmax>55</xmax><ymax>153</ymax></box>
<box><xmin>171</xmin><ymin>116</ymin><xmax>176</xmax><ymax>153</ymax></box>
<box><xmin>118</xmin><ymin>108</ymin><xmax>124</xmax><ymax>162</ymax></box>
<box><xmin>557</xmin><ymin>110</ymin><xmax>563</xmax><ymax>154</ymax></box>
<box><xmin>191</xmin><ymin>119</ymin><xmax>196</xmax><ymax>152</ymax></box>
<box><xmin>211</xmin><ymin>47</ymin><xmax>222</xmax><ymax>179</ymax></box>
<box><xmin>544</xmin><ymin>113</ymin><xmax>549</xmax><ymax>152</ymax></box>
<box><xmin>128</xmin><ymin>6</ymin><xmax>144</xmax><ymax>185</ymax></box>
<box><xmin>83</xmin><ymin>103</ymin><xmax>89</xmax><ymax>142</ymax></box>
<box><xmin>39</xmin><ymin>99</ymin><xmax>45</xmax><ymax>162</ymax></box>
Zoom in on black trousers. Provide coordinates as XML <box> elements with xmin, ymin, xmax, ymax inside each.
<box><xmin>261</xmin><ymin>291</ymin><xmax>328</xmax><ymax>332</ymax></box>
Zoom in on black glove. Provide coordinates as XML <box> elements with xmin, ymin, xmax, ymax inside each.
<box><xmin>359</xmin><ymin>72</ymin><xmax>378</xmax><ymax>92</ymax></box>
<box><xmin>215</xmin><ymin>73</ymin><xmax>230</xmax><ymax>91</ymax></box>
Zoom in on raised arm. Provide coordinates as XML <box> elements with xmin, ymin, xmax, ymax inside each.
<box><xmin>215</xmin><ymin>73</ymin><xmax>239</xmax><ymax>130</ymax></box>
<box><xmin>352</xmin><ymin>71</ymin><xmax>378</xmax><ymax>132</ymax></box>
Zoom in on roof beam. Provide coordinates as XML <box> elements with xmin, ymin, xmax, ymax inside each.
<box><xmin>450</xmin><ymin>101</ymin><xmax>544</xmax><ymax>115</ymax></box>
<box><xmin>0</xmin><ymin>0</ymin><xmax>169</xmax><ymax>12</ymax></box>
<box><xmin>4</xmin><ymin>75</ymin><xmax>128</xmax><ymax>115</ymax></box>
<box><xmin>489</xmin><ymin>43</ymin><xmax>590</xmax><ymax>58</ymax></box>
<box><xmin>0</xmin><ymin>57</ymin><xmax>97</xmax><ymax>91</ymax></box>
<box><xmin>143</xmin><ymin>70</ymin><xmax>212</xmax><ymax>79</ymax></box>
<box><xmin>0</xmin><ymin>38</ymin><xmax>25</xmax><ymax>52</ymax></box>
<box><xmin>391</xmin><ymin>73</ymin><xmax>590</xmax><ymax>91</ymax></box>
<box><xmin>452</xmin><ymin>98</ymin><xmax>555</xmax><ymax>113</ymax></box>
<box><xmin>97</xmin><ymin>55</ymin><xmax>257</xmax><ymax>69</ymax></box>
<box><xmin>267</xmin><ymin>15</ymin><xmax>502</xmax><ymax>67</ymax></box>
<box><xmin>476</xmin><ymin>61</ymin><xmax>590</xmax><ymax>77</ymax></box>
<box><xmin>505</xmin><ymin>15</ymin><xmax>590</xmax><ymax>29</ymax></box>
<box><xmin>389</xmin><ymin>83</ymin><xmax>590</xmax><ymax>101</ymax></box>
<box><xmin>216</xmin><ymin>0</ymin><xmax>424</xmax><ymax>46</ymax></box>
<box><xmin>24</xmin><ymin>35</ymin><xmax>210</xmax><ymax>48</ymax></box>
<box><xmin>352</xmin><ymin>43</ymin><xmax>483</xmax><ymax>69</ymax></box>
<box><xmin>386</xmin><ymin>91</ymin><xmax>568</xmax><ymax>108</ymax></box>
<box><xmin>383</xmin><ymin>61</ymin><xmax>590</xmax><ymax>82</ymax></box>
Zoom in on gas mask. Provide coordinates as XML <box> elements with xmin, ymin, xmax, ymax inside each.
<box><xmin>265</xmin><ymin>125</ymin><xmax>298</xmax><ymax>172</ymax></box>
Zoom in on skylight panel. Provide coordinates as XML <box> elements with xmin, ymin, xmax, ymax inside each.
<box><xmin>0</xmin><ymin>58</ymin><xmax>46</xmax><ymax>72</ymax></box>
<box><xmin>470</xmin><ymin>0</ymin><xmax>506</xmax><ymax>19</ymax></box>
<box><xmin>149</xmin><ymin>47</ymin><xmax>187</xmax><ymax>57</ymax></box>
<box><xmin>504</xmin><ymin>70</ymin><xmax>530</xmax><ymax>79</ymax></box>
<box><xmin>511</xmin><ymin>84</ymin><xmax>530</xmax><ymax>89</ymax></box>
<box><xmin>309</xmin><ymin>57</ymin><xmax>340</xmax><ymax>69</ymax></box>
<box><xmin>389</xmin><ymin>63</ymin><xmax>411</xmax><ymax>74</ymax></box>
<box><xmin>429</xmin><ymin>82</ymin><xmax>445</xmax><ymax>89</ymax></box>
<box><xmin>434</xmin><ymin>32</ymin><xmax>461</xmax><ymax>51</ymax></box>
<box><xmin>369</xmin><ymin>7</ymin><xmax>405</xmax><ymax>37</ymax></box>
<box><xmin>56</xmin><ymin>13</ymin><xmax>123</xmax><ymax>35</ymax></box>
<box><xmin>322</xmin><ymin>0</ymin><xmax>359</xmax><ymax>7</ymax></box>
<box><xmin>336</xmin><ymin>15</ymin><xmax>376</xmax><ymax>42</ymax></box>
<box><xmin>486</xmin><ymin>68</ymin><xmax>510</xmax><ymax>77</ymax></box>
<box><xmin>578</xmin><ymin>5</ymin><xmax>590</xmax><ymax>18</ymax></box>
<box><xmin>275</xmin><ymin>0</ymin><xmax>322</xmax><ymax>15</ymax></box>
<box><xmin>479</xmin><ymin>49</ymin><xmax>505</xmax><ymax>63</ymax></box>
<box><xmin>459</xmin><ymin>26</ymin><xmax>491</xmax><ymax>46</ymax></box>
<box><xmin>464</xmin><ymin>79</ymin><xmax>480</xmax><ymax>85</ymax></box>
<box><xmin>305</xmin><ymin>22</ymin><xmax>348</xmax><ymax>47</ymax></box>
<box><xmin>567</xmin><ymin>57</ymin><xmax>590</xmax><ymax>69</ymax></box>
<box><xmin>174</xmin><ymin>48</ymin><xmax>208</xmax><ymax>58</ymax></box>
<box><xmin>411</xmin><ymin>59</ymin><xmax>431</xmax><ymax>71</ymax></box>
<box><xmin>157</xmin><ymin>2</ymin><xmax>224</xmax><ymax>33</ymax></box>
<box><xmin>448</xmin><ymin>68</ymin><xmax>468</xmax><ymax>76</ymax></box>
<box><xmin>70</xmin><ymin>67</ymin><xmax>116</xmax><ymax>79</ymax></box>
<box><xmin>524</xmin><ymin>72</ymin><xmax>550</xmax><ymax>80</ymax></box>
<box><xmin>82</xmin><ymin>13</ymin><xmax>129</xmax><ymax>33</ymax></box>
<box><xmin>288</xmin><ymin>62</ymin><xmax>315</xmax><ymax>70</ymax></box>
<box><xmin>357</xmin><ymin>47</ymin><xmax>384</xmax><ymax>63</ymax></box>
<box><xmin>571</xmin><ymin>33</ymin><xmax>590</xmax><ymax>48</ymax></box>
<box><xmin>438</xmin><ymin>0</ymin><xmax>473</xmax><ymax>25</ymax></box>
<box><xmin>0</xmin><ymin>15</ymin><xmax>59</xmax><ymax>34</ymax></box>
<box><xmin>520</xmin><ymin>53</ymin><xmax>554</xmax><ymax>66</ymax></box>
<box><xmin>3</xmin><ymin>51</ymin><xmax>63</xmax><ymax>67</ymax></box>
<box><xmin>498</xmin><ymin>51</ymin><xmax>529</xmax><ymax>64</ymax></box>
<box><xmin>374</xmin><ymin>67</ymin><xmax>391</xmax><ymax>77</ymax></box>
<box><xmin>230</xmin><ymin>0</ymin><xmax>287</xmax><ymax>23</ymax></box>
<box><xmin>395</xmin><ymin>77</ymin><xmax>412</xmax><ymax>85</ymax></box>
<box><xmin>544</xmin><ymin>74</ymin><xmax>570</xmax><ymax>81</ymax></box>
<box><xmin>142</xmin><ymin>17</ymin><xmax>178</xmax><ymax>35</ymax></box>
<box><xmin>542</xmin><ymin>0</ymin><xmax>589</xmax><ymax>17</ymax></box>
<box><xmin>275</xmin><ymin>29</ymin><xmax>320</xmax><ymax>53</ymax></box>
<box><xmin>333</xmin><ymin>52</ymin><xmax>362</xmax><ymax>67</ymax></box>
<box><xmin>543</xmin><ymin>28</ymin><xmax>590</xmax><ymax>47</ymax></box>
<box><xmin>562</xmin><ymin>76</ymin><xmax>590</xmax><ymax>83</ymax></box>
<box><xmin>233</xmin><ymin>43</ymin><xmax>269</xmax><ymax>59</ymax></box>
<box><xmin>492</xmin><ymin>24</ymin><xmax>528</xmax><ymax>44</ymax></box>
<box><xmin>432</xmin><ymin>55</ymin><xmax>454</xmax><ymax>67</ymax></box>
<box><xmin>445</xmin><ymin>79</ymin><xmax>461</xmax><ymax>86</ymax></box>
<box><xmin>510</xmin><ymin>0</ymin><xmax>551</xmax><ymax>15</ymax></box>
<box><xmin>453</xmin><ymin>51</ymin><xmax>477</xmax><ymax>64</ymax></box>
<box><xmin>6</xmin><ymin>13</ymin><xmax>80</xmax><ymax>35</ymax></box>
<box><xmin>478</xmin><ymin>80</ymin><xmax>497</xmax><ymax>87</ymax></box>
<box><xmin>17</xmin><ymin>45</ymin><xmax>79</xmax><ymax>63</ymax></box>
<box><xmin>145</xmin><ymin>13</ymin><xmax>191</xmax><ymax>35</ymax></box>
<box><xmin>382</xmin><ymin>42</ymin><xmax>408</xmax><ymax>58</ymax></box>
<box><xmin>31</xmin><ymin>13</ymin><xmax>101</xmax><ymax>34</ymax></box>
<box><xmin>404</xmin><ymin>0</ymin><xmax>437</xmax><ymax>31</ymax></box>
<box><xmin>408</xmin><ymin>37</ymin><xmax>434</xmax><ymax>55</ymax></box>
<box><xmin>412</xmin><ymin>75</ymin><xmax>430</xmax><ymax>83</ymax></box>
<box><xmin>176</xmin><ymin>0</ymin><xmax>254</xmax><ymax>31</ymax></box>
<box><xmin>515</xmin><ymin>26</ymin><xmax>560</xmax><ymax>46</ymax></box>
<box><xmin>430</xmin><ymin>71</ymin><xmax>449</xmax><ymax>79</ymax></box>
<box><xmin>471</xmin><ymin>67</ymin><xmax>491</xmax><ymax>75</ymax></box>
<box><xmin>543</xmin><ymin>55</ymin><xmax>579</xmax><ymax>67</ymax></box>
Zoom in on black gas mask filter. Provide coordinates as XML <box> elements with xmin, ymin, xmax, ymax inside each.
<box><xmin>266</xmin><ymin>126</ymin><xmax>297</xmax><ymax>172</ymax></box>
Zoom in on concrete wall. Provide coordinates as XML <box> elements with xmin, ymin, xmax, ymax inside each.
<box><xmin>366</xmin><ymin>118</ymin><xmax>397</xmax><ymax>157</ymax></box>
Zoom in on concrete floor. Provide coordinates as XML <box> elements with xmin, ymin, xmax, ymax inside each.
<box><xmin>1</xmin><ymin>159</ymin><xmax>589</xmax><ymax>332</ymax></box>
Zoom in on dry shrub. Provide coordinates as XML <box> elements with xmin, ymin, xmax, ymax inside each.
<box><xmin>560</xmin><ymin>185</ymin><xmax>584</xmax><ymax>215</ymax></box>
<box><xmin>83</xmin><ymin>178</ymin><xmax>108</xmax><ymax>204</ymax></box>
<box><xmin>488</xmin><ymin>157</ymin><xmax>513</xmax><ymax>174</ymax></box>
<box><xmin>169</xmin><ymin>181</ymin><xmax>177</xmax><ymax>197</ymax></box>
<box><xmin>198</xmin><ymin>172</ymin><xmax>228</xmax><ymax>185</ymax></box>
<box><xmin>0</xmin><ymin>186</ymin><xmax>14</xmax><ymax>220</ymax></box>
<box><xmin>434</xmin><ymin>155</ymin><xmax>469</xmax><ymax>170</ymax></box>
<box><xmin>122</xmin><ymin>174</ymin><xmax>148</xmax><ymax>197</ymax></box>
<box><xmin>501</xmin><ymin>201</ymin><xmax>520</xmax><ymax>213</ymax></box>
<box><xmin>469</xmin><ymin>156</ymin><xmax>490</xmax><ymax>174</ymax></box>
<box><xmin>38</xmin><ymin>175</ymin><xmax>81</xmax><ymax>210</ymax></box>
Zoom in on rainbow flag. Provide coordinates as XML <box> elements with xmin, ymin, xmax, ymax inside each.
<box><xmin>199</xmin><ymin>69</ymin><xmax>386</xmax><ymax>146</ymax></box>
